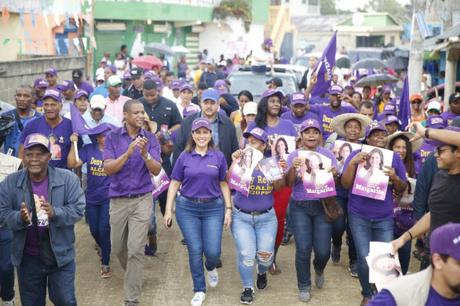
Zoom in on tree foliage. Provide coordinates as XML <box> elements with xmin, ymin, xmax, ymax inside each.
<box><xmin>213</xmin><ymin>0</ymin><xmax>252</xmax><ymax>32</ymax></box>
<box><xmin>320</xmin><ymin>0</ymin><xmax>337</xmax><ymax>15</ymax></box>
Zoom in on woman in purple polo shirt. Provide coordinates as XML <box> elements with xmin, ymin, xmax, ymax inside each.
<box><xmin>341</xmin><ymin>121</ymin><xmax>408</xmax><ymax>306</ymax></box>
<box><xmin>230</xmin><ymin>127</ymin><xmax>286</xmax><ymax>304</ymax></box>
<box><xmin>67</xmin><ymin>123</ymin><xmax>115</xmax><ymax>279</ymax></box>
<box><xmin>164</xmin><ymin>118</ymin><xmax>232</xmax><ymax>306</ymax></box>
<box><xmin>285</xmin><ymin>118</ymin><xmax>339</xmax><ymax>303</ymax></box>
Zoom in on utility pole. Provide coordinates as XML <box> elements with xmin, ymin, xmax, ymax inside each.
<box><xmin>407</xmin><ymin>0</ymin><xmax>426</xmax><ymax>96</ymax></box>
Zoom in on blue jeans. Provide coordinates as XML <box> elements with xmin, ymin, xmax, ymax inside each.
<box><xmin>231</xmin><ymin>208</ymin><xmax>277</xmax><ymax>288</ymax></box>
<box><xmin>331</xmin><ymin>197</ymin><xmax>357</xmax><ymax>264</ymax></box>
<box><xmin>175</xmin><ymin>195</ymin><xmax>225</xmax><ymax>292</ymax></box>
<box><xmin>86</xmin><ymin>201</ymin><xmax>111</xmax><ymax>266</ymax></box>
<box><xmin>18</xmin><ymin>255</ymin><xmax>77</xmax><ymax>306</ymax></box>
<box><xmin>289</xmin><ymin>199</ymin><xmax>332</xmax><ymax>290</ymax></box>
<box><xmin>348</xmin><ymin>213</ymin><xmax>394</xmax><ymax>298</ymax></box>
<box><xmin>0</xmin><ymin>227</ymin><xmax>14</xmax><ymax>302</ymax></box>
<box><xmin>396</xmin><ymin>235</ymin><xmax>411</xmax><ymax>275</ymax></box>
<box><xmin>148</xmin><ymin>199</ymin><xmax>157</xmax><ymax>236</ymax></box>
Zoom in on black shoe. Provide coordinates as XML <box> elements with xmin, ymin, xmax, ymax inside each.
<box><xmin>181</xmin><ymin>239</ymin><xmax>186</xmax><ymax>245</ymax></box>
<box><xmin>216</xmin><ymin>259</ymin><xmax>223</xmax><ymax>269</ymax></box>
<box><xmin>256</xmin><ymin>273</ymin><xmax>267</xmax><ymax>290</ymax></box>
<box><xmin>240</xmin><ymin>288</ymin><xmax>254</xmax><ymax>304</ymax></box>
<box><xmin>331</xmin><ymin>244</ymin><xmax>341</xmax><ymax>264</ymax></box>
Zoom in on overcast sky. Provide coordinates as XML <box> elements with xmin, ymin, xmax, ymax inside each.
<box><xmin>336</xmin><ymin>0</ymin><xmax>411</xmax><ymax>12</ymax></box>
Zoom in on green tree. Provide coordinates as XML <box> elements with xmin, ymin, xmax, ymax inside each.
<box><xmin>365</xmin><ymin>0</ymin><xmax>405</xmax><ymax>19</ymax></box>
<box><xmin>320</xmin><ymin>0</ymin><xmax>337</xmax><ymax>15</ymax></box>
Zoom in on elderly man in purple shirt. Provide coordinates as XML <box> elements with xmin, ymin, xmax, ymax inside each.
<box><xmin>103</xmin><ymin>99</ymin><xmax>162</xmax><ymax>306</ymax></box>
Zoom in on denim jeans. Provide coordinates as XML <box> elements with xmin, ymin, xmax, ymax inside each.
<box><xmin>86</xmin><ymin>201</ymin><xmax>111</xmax><ymax>266</ymax></box>
<box><xmin>148</xmin><ymin>199</ymin><xmax>157</xmax><ymax>236</ymax></box>
<box><xmin>175</xmin><ymin>195</ymin><xmax>225</xmax><ymax>292</ymax></box>
<box><xmin>331</xmin><ymin>197</ymin><xmax>357</xmax><ymax>264</ymax></box>
<box><xmin>0</xmin><ymin>227</ymin><xmax>14</xmax><ymax>302</ymax></box>
<box><xmin>231</xmin><ymin>208</ymin><xmax>277</xmax><ymax>288</ymax></box>
<box><xmin>396</xmin><ymin>235</ymin><xmax>412</xmax><ymax>275</ymax></box>
<box><xmin>18</xmin><ymin>255</ymin><xmax>77</xmax><ymax>306</ymax></box>
<box><xmin>289</xmin><ymin>199</ymin><xmax>332</xmax><ymax>290</ymax></box>
<box><xmin>348</xmin><ymin>213</ymin><xmax>394</xmax><ymax>298</ymax></box>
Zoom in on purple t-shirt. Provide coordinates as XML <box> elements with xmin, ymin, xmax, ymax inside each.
<box><xmin>247</xmin><ymin>119</ymin><xmax>297</xmax><ymax>157</ymax></box>
<box><xmin>103</xmin><ymin>126</ymin><xmax>161</xmax><ymax>198</ymax></box>
<box><xmin>24</xmin><ymin>177</ymin><xmax>49</xmax><ymax>257</ymax></box>
<box><xmin>20</xmin><ymin>116</ymin><xmax>74</xmax><ymax>169</ymax></box>
<box><xmin>233</xmin><ymin>168</ymin><xmax>274</xmax><ymax>212</ymax></box>
<box><xmin>287</xmin><ymin>147</ymin><xmax>338</xmax><ymax>201</ymax></box>
<box><xmin>80</xmin><ymin>143</ymin><xmax>110</xmax><ymax>205</ymax></box>
<box><xmin>172</xmin><ymin>149</ymin><xmax>227</xmax><ymax>199</ymax></box>
<box><xmin>343</xmin><ymin>149</ymin><xmax>408</xmax><ymax>220</ymax></box>
<box><xmin>441</xmin><ymin>111</ymin><xmax>459</xmax><ymax>126</ymax></box>
<box><xmin>310</xmin><ymin>104</ymin><xmax>357</xmax><ymax>140</ymax></box>
<box><xmin>414</xmin><ymin>141</ymin><xmax>436</xmax><ymax>175</ymax></box>
<box><xmin>280</xmin><ymin>111</ymin><xmax>320</xmax><ymax>134</ymax></box>
<box><xmin>368</xmin><ymin>287</ymin><xmax>460</xmax><ymax>306</ymax></box>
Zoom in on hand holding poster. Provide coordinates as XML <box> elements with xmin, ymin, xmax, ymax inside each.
<box><xmin>332</xmin><ymin>140</ymin><xmax>362</xmax><ymax>173</ymax></box>
<box><xmin>258</xmin><ymin>157</ymin><xmax>283</xmax><ymax>181</ymax></box>
<box><xmin>352</xmin><ymin>145</ymin><xmax>394</xmax><ymax>201</ymax></box>
<box><xmin>151</xmin><ymin>168</ymin><xmax>170</xmax><ymax>199</ymax></box>
<box><xmin>228</xmin><ymin>146</ymin><xmax>264</xmax><ymax>196</ymax></box>
<box><xmin>298</xmin><ymin>150</ymin><xmax>336</xmax><ymax>198</ymax></box>
<box><xmin>366</xmin><ymin>242</ymin><xmax>402</xmax><ymax>290</ymax></box>
<box><xmin>269</xmin><ymin>135</ymin><xmax>296</xmax><ymax>161</ymax></box>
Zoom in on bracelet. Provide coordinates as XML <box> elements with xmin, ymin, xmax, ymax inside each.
<box><xmin>225</xmin><ymin>207</ymin><xmax>232</xmax><ymax>210</ymax></box>
<box><xmin>407</xmin><ymin>231</ymin><xmax>413</xmax><ymax>240</ymax></box>
<box><xmin>425</xmin><ymin>128</ymin><xmax>430</xmax><ymax>139</ymax></box>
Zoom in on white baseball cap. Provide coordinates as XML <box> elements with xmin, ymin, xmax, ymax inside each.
<box><xmin>243</xmin><ymin>101</ymin><xmax>257</xmax><ymax>116</ymax></box>
<box><xmin>90</xmin><ymin>95</ymin><xmax>107</xmax><ymax>110</ymax></box>
<box><xmin>96</xmin><ymin>72</ymin><xmax>104</xmax><ymax>82</ymax></box>
<box><xmin>427</xmin><ymin>100</ymin><xmax>442</xmax><ymax>113</ymax></box>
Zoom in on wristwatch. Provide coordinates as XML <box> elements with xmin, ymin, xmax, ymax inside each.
<box><xmin>142</xmin><ymin>153</ymin><xmax>152</xmax><ymax>161</ymax></box>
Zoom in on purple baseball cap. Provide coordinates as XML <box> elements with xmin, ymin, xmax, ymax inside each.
<box><xmin>264</xmin><ymin>38</ymin><xmax>273</xmax><ymax>47</ymax></box>
<box><xmin>426</xmin><ymin>115</ymin><xmax>446</xmax><ymax>129</ymax></box>
<box><xmin>383</xmin><ymin>86</ymin><xmax>392</xmax><ymax>94</ymax></box>
<box><xmin>34</xmin><ymin>78</ymin><xmax>48</xmax><ymax>88</ymax></box>
<box><xmin>365</xmin><ymin>120</ymin><xmax>388</xmax><ymax>138</ymax></box>
<box><xmin>57</xmin><ymin>80</ymin><xmax>75</xmax><ymax>92</ymax></box>
<box><xmin>430</xmin><ymin>223</ymin><xmax>460</xmax><ymax>261</ymax></box>
<box><xmin>300</xmin><ymin>118</ymin><xmax>322</xmax><ymax>133</ymax></box>
<box><xmin>427</xmin><ymin>126</ymin><xmax>460</xmax><ymax>148</ymax></box>
<box><xmin>384</xmin><ymin>115</ymin><xmax>401</xmax><ymax>126</ymax></box>
<box><xmin>74</xmin><ymin>89</ymin><xmax>89</xmax><ymax>100</ymax></box>
<box><xmin>382</xmin><ymin>103</ymin><xmax>397</xmax><ymax>116</ymax></box>
<box><xmin>328</xmin><ymin>85</ymin><xmax>343</xmax><ymax>95</ymax></box>
<box><xmin>24</xmin><ymin>133</ymin><xmax>51</xmax><ymax>152</ymax></box>
<box><xmin>123</xmin><ymin>71</ymin><xmax>132</xmax><ymax>80</ymax></box>
<box><xmin>191</xmin><ymin>118</ymin><xmax>211</xmax><ymax>132</ymax></box>
<box><xmin>144</xmin><ymin>71</ymin><xmax>156</xmax><ymax>80</ymax></box>
<box><xmin>151</xmin><ymin>76</ymin><xmax>163</xmax><ymax>90</ymax></box>
<box><xmin>183</xmin><ymin>105</ymin><xmax>199</xmax><ymax>117</ymax></box>
<box><xmin>42</xmin><ymin>88</ymin><xmax>63</xmax><ymax>103</ymax></box>
<box><xmin>45</xmin><ymin>68</ymin><xmax>57</xmax><ymax>76</ymax></box>
<box><xmin>202</xmin><ymin>89</ymin><xmax>220</xmax><ymax>103</ymax></box>
<box><xmin>261</xmin><ymin>88</ymin><xmax>284</xmax><ymax>100</ymax></box>
<box><xmin>180</xmin><ymin>84</ymin><xmax>194</xmax><ymax>93</ymax></box>
<box><xmin>243</xmin><ymin>127</ymin><xmax>268</xmax><ymax>144</ymax></box>
<box><xmin>291</xmin><ymin>92</ymin><xmax>307</xmax><ymax>105</ymax></box>
<box><xmin>171</xmin><ymin>80</ymin><xmax>182</xmax><ymax>90</ymax></box>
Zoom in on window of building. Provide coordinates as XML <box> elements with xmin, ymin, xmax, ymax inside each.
<box><xmin>356</xmin><ymin>35</ymin><xmax>385</xmax><ymax>48</ymax></box>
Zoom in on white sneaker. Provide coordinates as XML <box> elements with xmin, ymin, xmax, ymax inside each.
<box><xmin>190</xmin><ymin>292</ymin><xmax>206</xmax><ymax>306</ymax></box>
<box><xmin>206</xmin><ymin>268</ymin><xmax>219</xmax><ymax>288</ymax></box>
<box><xmin>3</xmin><ymin>300</ymin><xmax>15</xmax><ymax>306</ymax></box>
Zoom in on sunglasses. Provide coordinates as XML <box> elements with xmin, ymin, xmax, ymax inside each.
<box><xmin>411</xmin><ymin>100</ymin><xmax>422</xmax><ymax>104</ymax></box>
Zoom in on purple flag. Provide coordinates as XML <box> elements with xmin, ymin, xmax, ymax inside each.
<box><xmin>398</xmin><ymin>77</ymin><xmax>411</xmax><ymax>130</ymax></box>
<box><xmin>70</xmin><ymin>103</ymin><xmax>91</xmax><ymax>134</ymax></box>
<box><xmin>311</xmin><ymin>31</ymin><xmax>337</xmax><ymax>97</ymax></box>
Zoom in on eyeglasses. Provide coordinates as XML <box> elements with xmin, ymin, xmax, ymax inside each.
<box><xmin>436</xmin><ymin>147</ymin><xmax>451</xmax><ymax>156</ymax></box>
<box><xmin>411</xmin><ymin>100</ymin><xmax>423</xmax><ymax>104</ymax></box>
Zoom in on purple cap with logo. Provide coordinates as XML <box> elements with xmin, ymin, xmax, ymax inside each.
<box><xmin>243</xmin><ymin>127</ymin><xmax>268</xmax><ymax>144</ymax></box>
<box><xmin>214</xmin><ymin>80</ymin><xmax>228</xmax><ymax>94</ymax></box>
<box><xmin>123</xmin><ymin>71</ymin><xmax>132</xmax><ymax>80</ymax></box>
<box><xmin>291</xmin><ymin>92</ymin><xmax>307</xmax><ymax>105</ymax></box>
<box><xmin>430</xmin><ymin>223</ymin><xmax>460</xmax><ymax>261</ymax></box>
<box><xmin>75</xmin><ymin>89</ymin><xmax>89</xmax><ymax>100</ymax></box>
<box><xmin>328</xmin><ymin>85</ymin><xmax>343</xmax><ymax>95</ymax></box>
<box><xmin>261</xmin><ymin>88</ymin><xmax>284</xmax><ymax>99</ymax></box>
<box><xmin>202</xmin><ymin>89</ymin><xmax>220</xmax><ymax>103</ymax></box>
<box><xmin>427</xmin><ymin>126</ymin><xmax>460</xmax><ymax>148</ymax></box>
<box><xmin>384</xmin><ymin>115</ymin><xmax>400</xmax><ymax>126</ymax></box>
<box><xmin>43</xmin><ymin>88</ymin><xmax>63</xmax><ymax>103</ymax></box>
<box><xmin>383</xmin><ymin>86</ymin><xmax>392</xmax><ymax>94</ymax></box>
<box><xmin>191</xmin><ymin>118</ymin><xmax>211</xmax><ymax>132</ymax></box>
<box><xmin>171</xmin><ymin>80</ymin><xmax>182</xmax><ymax>90</ymax></box>
<box><xmin>45</xmin><ymin>68</ymin><xmax>57</xmax><ymax>76</ymax></box>
<box><xmin>382</xmin><ymin>103</ymin><xmax>397</xmax><ymax>115</ymax></box>
<box><xmin>151</xmin><ymin>76</ymin><xmax>163</xmax><ymax>90</ymax></box>
<box><xmin>34</xmin><ymin>78</ymin><xmax>48</xmax><ymax>88</ymax></box>
<box><xmin>180</xmin><ymin>84</ymin><xmax>194</xmax><ymax>93</ymax></box>
<box><xmin>426</xmin><ymin>115</ymin><xmax>446</xmax><ymax>129</ymax></box>
<box><xmin>24</xmin><ymin>133</ymin><xmax>51</xmax><ymax>152</ymax></box>
<box><xmin>183</xmin><ymin>105</ymin><xmax>199</xmax><ymax>118</ymax></box>
<box><xmin>264</xmin><ymin>38</ymin><xmax>273</xmax><ymax>47</ymax></box>
<box><xmin>144</xmin><ymin>71</ymin><xmax>156</xmax><ymax>80</ymax></box>
<box><xmin>57</xmin><ymin>80</ymin><xmax>75</xmax><ymax>92</ymax></box>
<box><xmin>300</xmin><ymin>118</ymin><xmax>322</xmax><ymax>133</ymax></box>
<box><xmin>365</xmin><ymin>120</ymin><xmax>388</xmax><ymax>138</ymax></box>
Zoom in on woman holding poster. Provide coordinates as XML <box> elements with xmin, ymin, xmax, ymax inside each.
<box><xmin>285</xmin><ymin>118</ymin><xmax>339</xmax><ymax>303</ymax></box>
<box><xmin>341</xmin><ymin>121</ymin><xmax>408</xmax><ymax>306</ymax></box>
<box><xmin>230</xmin><ymin>127</ymin><xmax>286</xmax><ymax>304</ymax></box>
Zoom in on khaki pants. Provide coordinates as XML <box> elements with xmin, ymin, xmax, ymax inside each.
<box><xmin>110</xmin><ymin>193</ymin><xmax>153</xmax><ymax>304</ymax></box>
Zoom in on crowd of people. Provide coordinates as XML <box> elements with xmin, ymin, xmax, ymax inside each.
<box><xmin>0</xmin><ymin>42</ymin><xmax>460</xmax><ymax>306</ymax></box>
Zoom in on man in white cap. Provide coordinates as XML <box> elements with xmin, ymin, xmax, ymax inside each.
<box><xmin>105</xmin><ymin>76</ymin><xmax>130</xmax><ymax>122</ymax></box>
<box><xmin>84</xmin><ymin>95</ymin><xmax>121</xmax><ymax>129</ymax></box>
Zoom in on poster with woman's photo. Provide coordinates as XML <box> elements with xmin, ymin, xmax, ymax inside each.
<box><xmin>333</xmin><ymin>140</ymin><xmax>362</xmax><ymax>173</ymax></box>
<box><xmin>352</xmin><ymin>145</ymin><xmax>394</xmax><ymax>201</ymax></box>
<box><xmin>269</xmin><ymin>135</ymin><xmax>296</xmax><ymax>161</ymax></box>
<box><xmin>151</xmin><ymin>168</ymin><xmax>170</xmax><ymax>199</ymax></box>
<box><xmin>366</xmin><ymin>242</ymin><xmax>402</xmax><ymax>290</ymax></box>
<box><xmin>228</xmin><ymin>146</ymin><xmax>264</xmax><ymax>196</ymax></box>
<box><xmin>298</xmin><ymin>151</ymin><xmax>336</xmax><ymax>198</ymax></box>
<box><xmin>258</xmin><ymin>157</ymin><xmax>283</xmax><ymax>181</ymax></box>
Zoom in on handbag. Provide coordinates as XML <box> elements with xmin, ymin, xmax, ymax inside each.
<box><xmin>321</xmin><ymin>197</ymin><xmax>343</xmax><ymax>223</ymax></box>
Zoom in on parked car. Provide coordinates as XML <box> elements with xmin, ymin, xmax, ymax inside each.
<box><xmin>273</xmin><ymin>64</ymin><xmax>307</xmax><ymax>85</ymax></box>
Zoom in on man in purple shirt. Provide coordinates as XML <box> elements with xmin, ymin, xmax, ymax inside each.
<box><xmin>280</xmin><ymin>92</ymin><xmax>319</xmax><ymax>133</ymax></box>
<box><xmin>442</xmin><ymin>93</ymin><xmax>460</xmax><ymax>126</ymax></box>
<box><xmin>72</xmin><ymin>69</ymin><xmax>94</xmax><ymax>96</ymax></box>
<box><xmin>103</xmin><ymin>99</ymin><xmax>161</xmax><ymax>306</ymax></box>
<box><xmin>369</xmin><ymin>223</ymin><xmax>460</xmax><ymax>306</ymax></box>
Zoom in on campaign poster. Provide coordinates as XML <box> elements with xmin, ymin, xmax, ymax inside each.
<box><xmin>151</xmin><ymin>168</ymin><xmax>170</xmax><ymax>199</ymax></box>
<box><xmin>258</xmin><ymin>157</ymin><xmax>283</xmax><ymax>181</ymax></box>
<box><xmin>352</xmin><ymin>145</ymin><xmax>394</xmax><ymax>201</ymax></box>
<box><xmin>298</xmin><ymin>150</ymin><xmax>336</xmax><ymax>198</ymax></box>
<box><xmin>269</xmin><ymin>135</ymin><xmax>296</xmax><ymax>161</ymax></box>
<box><xmin>332</xmin><ymin>140</ymin><xmax>362</xmax><ymax>172</ymax></box>
<box><xmin>228</xmin><ymin>146</ymin><xmax>264</xmax><ymax>196</ymax></box>
<box><xmin>366</xmin><ymin>241</ymin><xmax>402</xmax><ymax>290</ymax></box>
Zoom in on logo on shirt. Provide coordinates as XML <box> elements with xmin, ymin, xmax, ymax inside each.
<box><xmin>207</xmin><ymin>164</ymin><xmax>218</xmax><ymax>169</ymax></box>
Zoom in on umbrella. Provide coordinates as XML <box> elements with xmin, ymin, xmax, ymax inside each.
<box><xmin>132</xmin><ymin>55</ymin><xmax>163</xmax><ymax>70</ymax></box>
<box><xmin>144</xmin><ymin>42</ymin><xmax>174</xmax><ymax>55</ymax></box>
<box><xmin>336</xmin><ymin>56</ymin><xmax>350</xmax><ymax>68</ymax></box>
<box><xmin>354</xmin><ymin>74</ymin><xmax>399</xmax><ymax>88</ymax></box>
<box><xmin>385</xmin><ymin>56</ymin><xmax>409</xmax><ymax>71</ymax></box>
<box><xmin>352</xmin><ymin>58</ymin><xmax>387</xmax><ymax>71</ymax></box>
<box><xmin>171</xmin><ymin>45</ymin><xmax>189</xmax><ymax>54</ymax></box>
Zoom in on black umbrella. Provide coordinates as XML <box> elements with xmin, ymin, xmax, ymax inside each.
<box><xmin>336</xmin><ymin>56</ymin><xmax>350</xmax><ymax>68</ymax></box>
<box><xmin>352</xmin><ymin>58</ymin><xmax>387</xmax><ymax>71</ymax></box>
<box><xmin>354</xmin><ymin>74</ymin><xmax>399</xmax><ymax>87</ymax></box>
<box><xmin>385</xmin><ymin>56</ymin><xmax>409</xmax><ymax>71</ymax></box>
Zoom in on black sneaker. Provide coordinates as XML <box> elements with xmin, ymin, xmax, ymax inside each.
<box><xmin>216</xmin><ymin>259</ymin><xmax>223</xmax><ymax>269</ymax></box>
<box><xmin>256</xmin><ymin>273</ymin><xmax>267</xmax><ymax>290</ymax></box>
<box><xmin>240</xmin><ymin>288</ymin><xmax>254</xmax><ymax>304</ymax></box>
